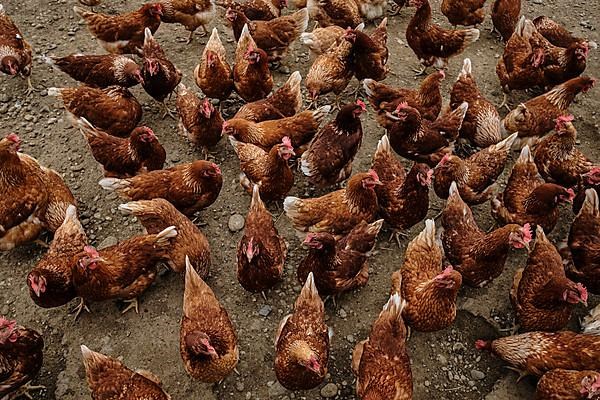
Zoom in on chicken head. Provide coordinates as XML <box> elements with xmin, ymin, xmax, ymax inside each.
<box><xmin>0</xmin><ymin>317</ymin><xmax>18</xmax><ymax>344</ymax></box>
<box><xmin>563</xmin><ymin>282</ymin><xmax>588</xmax><ymax>306</ymax></box>
<box><xmin>362</xmin><ymin>169</ymin><xmax>383</xmax><ymax>190</ymax></box>
<box><xmin>28</xmin><ymin>271</ymin><xmax>47</xmax><ymax>298</ymax></box>
<box><xmin>185</xmin><ymin>331</ymin><xmax>219</xmax><ymax>359</ymax></box>
<box><xmin>508</xmin><ymin>223</ymin><xmax>533</xmax><ymax>251</ymax></box>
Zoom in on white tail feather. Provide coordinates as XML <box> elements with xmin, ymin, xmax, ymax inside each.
<box><xmin>99</xmin><ymin>177</ymin><xmax>129</xmax><ymax>191</ymax></box>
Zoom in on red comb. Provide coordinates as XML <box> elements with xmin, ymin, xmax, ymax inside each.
<box><xmin>521</xmin><ymin>223</ymin><xmax>533</xmax><ymax>242</ymax></box>
<box><xmin>211</xmin><ymin>163</ymin><xmax>222</xmax><ymax>175</ymax></box>
<box><xmin>438</xmin><ymin>70</ymin><xmax>446</xmax><ymax>79</ymax></box>
<box><xmin>281</xmin><ymin>136</ymin><xmax>293</xmax><ymax>149</ymax></box>
<box><xmin>437</xmin><ymin>153</ymin><xmax>451</xmax><ymax>166</ymax></box>
<box><xmin>577</xmin><ymin>283</ymin><xmax>588</xmax><ymax>303</ymax></box>
<box><xmin>356</xmin><ymin>99</ymin><xmax>366</xmax><ymax>110</ymax></box>
<box><xmin>6</xmin><ymin>133</ymin><xmax>19</xmax><ymax>143</ymax></box>
<box><xmin>84</xmin><ymin>245</ymin><xmax>99</xmax><ymax>258</ymax></box>
<box><xmin>367</xmin><ymin>169</ymin><xmax>380</xmax><ymax>182</ymax></box>
<box><xmin>474</xmin><ymin>340</ymin><xmax>488</xmax><ymax>350</ymax></box>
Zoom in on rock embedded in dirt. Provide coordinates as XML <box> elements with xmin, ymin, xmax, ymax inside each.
<box><xmin>320</xmin><ymin>383</ymin><xmax>338</xmax><ymax>398</ymax></box>
<box><xmin>258</xmin><ymin>305</ymin><xmax>272</xmax><ymax>317</ymax></box>
<box><xmin>228</xmin><ymin>214</ymin><xmax>245</xmax><ymax>232</ymax></box>
<box><xmin>267</xmin><ymin>381</ymin><xmax>287</xmax><ymax>397</ymax></box>
<box><xmin>471</xmin><ymin>369</ymin><xmax>485</xmax><ymax>380</ymax></box>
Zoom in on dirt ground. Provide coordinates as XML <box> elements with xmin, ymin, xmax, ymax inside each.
<box><xmin>0</xmin><ymin>0</ymin><xmax>599</xmax><ymax>398</ymax></box>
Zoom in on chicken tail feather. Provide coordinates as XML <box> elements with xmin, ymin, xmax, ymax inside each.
<box><xmin>47</xmin><ymin>87</ymin><xmax>62</xmax><ymax>97</ymax></box>
<box><xmin>381</xmin><ymin>293</ymin><xmax>406</xmax><ymax>322</ymax></box>
<box><xmin>312</xmin><ymin>105</ymin><xmax>332</xmax><ymax>125</ymax></box>
<box><xmin>581</xmin><ymin>188</ymin><xmax>599</xmax><ymax>217</ymax></box>
<box><xmin>99</xmin><ymin>177</ymin><xmax>129</xmax><ymax>191</ymax></box>
<box><xmin>296</xmin><ymin>272</ymin><xmax>323</xmax><ymax>311</ymax></box>
<box><xmin>414</xmin><ymin>218</ymin><xmax>435</xmax><ymax>247</ymax></box>
<box><xmin>488</xmin><ymin>132</ymin><xmax>518</xmax><ymax>153</ymax></box>
<box><xmin>516</xmin><ymin>145</ymin><xmax>533</xmax><ymax>165</ymax></box>
<box><xmin>154</xmin><ymin>226</ymin><xmax>178</xmax><ymax>245</ymax></box>
<box><xmin>581</xmin><ymin>303</ymin><xmax>600</xmax><ymax>335</ymax></box>
<box><xmin>459</xmin><ymin>58</ymin><xmax>472</xmax><ymax>79</ymax></box>
<box><xmin>463</xmin><ymin>28</ymin><xmax>480</xmax><ymax>44</ymax></box>
<box><xmin>73</xmin><ymin>5</ymin><xmax>93</xmax><ymax>19</ymax></box>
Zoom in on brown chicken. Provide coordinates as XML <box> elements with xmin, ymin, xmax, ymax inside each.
<box><xmin>81</xmin><ymin>345</ymin><xmax>171</xmax><ymax>399</ymax></box>
<box><xmin>511</xmin><ymin>225</ymin><xmax>587</xmax><ymax>332</ymax></box>
<box><xmin>275</xmin><ymin>273</ymin><xmax>330</xmax><ymax>390</ymax></box>
<box><xmin>534</xmin><ymin>115</ymin><xmax>593</xmax><ymax>187</ymax></box>
<box><xmin>441</xmin><ymin>0</ymin><xmax>485</xmax><ymax>26</ymax></box>
<box><xmin>501</xmin><ymin>75</ymin><xmax>596</xmax><ymax>148</ymax></box>
<box><xmin>74</xmin><ymin>4</ymin><xmax>163</xmax><ymax>55</ymax></box>
<box><xmin>535</xmin><ymin>369</ymin><xmax>600</xmax><ymax>400</ymax></box>
<box><xmin>391</xmin><ymin>220</ymin><xmax>462</xmax><ymax>332</ymax></box>
<box><xmin>223</xmin><ymin>105</ymin><xmax>330</xmax><ymax>150</ymax></box>
<box><xmin>433</xmin><ymin>133</ymin><xmax>518</xmax><ymax>205</ymax></box>
<box><xmin>233</xmin><ymin>25</ymin><xmax>273</xmax><ymax>102</ymax></box>
<box><xmin>491</xmin><ymin>0</ymin><xmax>521</xmax><ymax>42</ymax></box>
<box><xmin>216</xmin><ymin>0</ymin><xmax>286</xmax><ymax>20</ymax></box>
<box><xmin>300</xmin><ymin>100</ymin><xmax>365</xmax><ymax>187</ymax></box>
<box><xmin>300</xmin><ymin>25</ymin><xmax>347</xmax><ymax>57</ymax></box>
<box><xmin>297</xmin><ymin>219</ymin><xmax>383</xmax><ymax>297</ymax></box>
<box><xmin>451</xmin><ymin>58</ymin><xmax>502</xmax><ymax>147</ymax></box>
<box><xmin>27</xmin><ymin>205</ymin><xmax>86</xmax><ymax>309</ymax></box>
<box><xmin>492</xmin><ymin>145</ymin><xmax>574</xmax><ymax>233</ymax></box>
<box><xmin>118</xmin><ymin>199</ymin><xmax>211</xmax><ymax>277</ymax></box>
<box><xmin>141</xmin><ymin>28</ymin><xmax>182</xmax><ymax>118</ymax></box>
<box><xmin>307</xmin><ymin>0</ymin><xmax>362</xmax><ymax>28</ymax></box>
<box><xmin>533</xmin><ymin>16</ymin><xmax>588</xmax><ymax>48</ymax></box>
<box><xmin>233</xmin><ymin>70</ymin><xmax>302</xmax><ymax>122</ymax></box>
<box><xmin>72</xmin><ymin>226</ymin><xmax>177</xmax><ymax>317</ymax></box>
<box><xmin>385</xmin><ymin>101</ymin><xmax>468</xmax><ymax>167</ymax></box>
<box><xmin>573</xmin><ymin>168</ymin><xmax>600</xmax><ymax>215</ymax></box>
<box><xmin>237</xmin><ymin>185</ymin><xmax>286</xmax><ymax>293</ymax></box>
<box><xmin>226</xmin><ymin>7</ymin><xmax>308</xmax><ymax>62</ymax></box>
<box><xmin>175</xmin><ymin>84</ymin><xmax>224</xmax><ymax>157</ymax></box>
<box><xmin>475</xmin><ymin>331</ymin><xmax>600</xmax><ymax>377</ymax></box>
<box><xmin>442</xmin><ymin>182</ymin><xmax>533</xmax><ymax>287</ymax></box>
<box><xmin>229</xmin><ymin>137</ymin><xmax>294</xmax><ymax>200</ymax></box>
<box><xmin>159</xmin><ymin>0</ymin><xmax>215</xmax><ymax>43</ymax></box>
<box><xmin>566</xmin><ymin>189</ymin><xmax>600</xmax><ymax>295</ymax></box>
<box><xmin>99</xmin><ymin>160</ymin><xmax>223</xmax><ymax>217</ymax></box>
<box><xmin>406</xmin><ymin>0</ymin><xmax>480</xmax><ymax>72</ymax></box>
<box><xmin>0</xmin><ymin>4</ymin><xmax>33</xmax><ymax>94</ymax></box>
<box><xmin>371</xmin><ymin>135</ymin><xmax>432</xmax><ymax>243</ymax></box>
<box><xmin>284</xmin><ymin>170</ymin><xmax>381</xmax><ymax>235</ymax></box>
<box><xmin>351</xmin><ymin>18</ymin><xmax>388</xmax><ymax>82</ymax></box>
<box><xmin>364</xmin><ymin>70</ymin><xmax>445</xmax><ymax>124</ymax></box>
<box><xmin>355</xmin><ymin>0</ymin><xmax>386</xmax><ymax>21</ymax></box>
<box><xmin>193</xmin><ymin>28</ymin><xmax>234</xmax><ymax>101</ymax></box>
<box><xmin>180</xmin><ymin>257</ymin><xmax>238</xmax><ymax>382</ymax></box>
<box><xmin>532</xmin><ymin>33</ymin><xmax>590</xmax><ymax>89</ymax></box>
<box><xmin>351</xmin><ymin>294</ymin><xmax>412</xmax><ymax>399</ymax></box>
<box><xmin>0</xmin><ymin>318</ymin><xmax>44</xmax><ymax>400</ymax></box>
<box><xmin>44</xmin><ymin>54</ymin><xmax>144</xmax><ymax>88</ymax></box>
<box><xmin>77</xmin><ymin>117</ymin><xmax>166</xmax><ymax>178</ymax></box>
<box><xmin>48</xmin><ymin>85</ymin><xmax>142</xmax><ymax>138</ymax></box>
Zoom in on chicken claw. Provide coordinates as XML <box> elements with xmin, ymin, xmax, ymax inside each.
<box><xmin>121</xmin><ymin>298</ymin><xmax>139</xmax><ymax>314</ymax></box>
<box><xmin>161</xmin><ymin>101</ymin><xmax>177</xmax><ymax>120</ymax></box>
<box><xmin>412</xmin><ymin>65</ymin><xmax>428</xmax><ymax>76</ymax></box>
<box><xmin>11</xmin><ymin>383</ymin><xmax>46</xmax><ymax>399</ymax></box>
<box><xmin>24</xmin><ymin>77</ymin><xmax>36</xmax><ymax>96</ymax></box>
<box><xmin>389</xmin><ymin>230</ymin><xmax>408</xmax><ymax>248</ymax></box>
<box><xmin>70</xmin><ymin>297</ymin><xmax>91</xmax><ymax>321</ymax></box>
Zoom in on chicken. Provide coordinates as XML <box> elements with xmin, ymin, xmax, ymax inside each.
<box><xmin>475</xmin><ymin>331</ymin><xmax>600</xmax><ymax>377</ymax></box>
<box><xmin>175</xmin><ymin>84</ymin><xmax>224</xmax><ymax>157</ymax></box>
<box><xmin>300</xmin><ymin>100</ymin><xmax>365</xmax><ymax>187</ymax></box>
<box><xmin>77</xmin><ymin>117</ymin><xmax>166</xmax><ymax>178</ymax></box>
<box><xmin>237</xmin><ymin>185</ymin><xmax>286</xmax><ymax>293</ymax></box>
<box><xmin>180</xmin><ymin>257</ymin><xmax>238</xmax><ymax>382</ymax></box>
<box><xmin>80</xmin><ymin>345</ymin><xmax>171</xmax><ymax>399</ymax></box>
<box><xmin>193</xmin><ymin>28</ymin><xmax>234</xmax><ymax>101</ymax></box>
<box><xmin>441</xmin><ymin>0</ymin><xmax>485</xmax><ymax>27</ymax></box>
<box><xmin>307</xmin><ymin>0</ymin><xmax>362</xmax><ymax>28</ymax></box>
<box><xmin>451</xmin><ymin>58</ymin><xmax>502</xmax><ymax>147</ymax></box>
<box><xmin>74</xmin><ymin>4</ymin><xmax>163</xmax><ymax>55</ymax></box>
<box><xmin>234</xmin><ymin>70</ymin><xmax>302</xmax><ymax>122</ymax></box>
<box><xmin>511</xmin><ymin>225</ymin><xmax>587</xmax><ymax>332</ymax></box>
<box><xmin>226</xmin><ymin>7</ymin><xmax>309</xmax><ymax>62</ymax></box>
<box><xmin>574</xmin><ymin>168</ymin><xmax>600</xmax><ymax>215</ymax></box>
<box><xmin>118</xmin><ymin>199</ymin><xmax>211</xmax><ymax>277</ymax></box>
<box><xmin>355</xmin><ymin>0</ymin><xmax>386</xmax><ymax>21</ymax></box>
<box><xmin>351</xmin><ymin>294</ymin><xmax>412</xmax><ymax>400</ymax></box>
<box><xmin>233</xmin><ymin>25</ymin><xmax>273</xmax><ymax>102</ymax></box>
<box><xmin>492</xmin><ymin>145</ymin><xmax>575</xmax><ymax>233</ymax></box>
<box><xmin>297</xmin><ymin>219</ymin><xmax>383</xmax><ymax>297</ymax></box>
<box><xmin>433</xmin><ymin>133</ymin><xmax>518</xmax><ymax>205</ymax></box>
<box><xmin>43</xmin><ymin>54</ymin><xmax>144</xmax><ymax>88</ymax></box>
<box><xmin>566</xmin><ymin>189</ymin><xmax>600</xmax><ymax>295</ymax></box>
<box><xmin>229</xmin><ymin>136</ymin><xmax>295</xmax><ymax>200</ymax></box>
<box><xmin>300</xmin><ymin>25</ymin><xmax>346</xmax><ymax>57</ymax></box>
<box><xmin>216</xmin><ymin>0</ymin><xmax>286</xmax><ymax>20</ymax></box>
<box><xmin>159</xmin><ymin>0</ymin><xmax>215</xmax><ymax>43</ymax></box>
<box><xmin>27</xmin><ymin>205</ymin><xmax>86</xmax><ymax>309</ymax></box>
<box><xmin>223</xmin><ymin>105</ymin><xmax>330</xmax><ymax>150</ymax></box>
<box><xmin>364</xmin><ymin>70</ymin><xmax>445</xmax><ymax>124</ymax></box>
<box><xmin>535</xmin><ymin>369</ymin><xmax>600</xmax><ymax>400</ymax></box>
<box><xmin>406</xmin><ymin>0</ymin><xmax>480</xmax><ymax>72</ymax></box>
<box><xmin>72</xmin><ymin>226</ymin><xmax>177</xmax><ymax>317</ymax></box>
<box><xmin>0</xmin><ymin>318</ymin><xmax>44</xmax><ymax>400</ymax></box>
<box><xmin>48</xmin><ymin>85</ymin><xmax>142</xmax><ymax>138</ymax></box>
<box><xmin>442</xmin><ymin>182</ymin><xmax>533</xmax><ymax>287</ymax></box>
<box><xmin>533</xmin><ymin>16</ymin><xmax>588</xmax><ymax>48</ymax></box>
<box><xmin>275</xmin><ymin>273</ymin><xmax>330</xmax><ymax>390</ymax></box>
<box><xmin>371</xmin><ymin>135</ymin><xmax>432</xmax><ymax>242</ymax></box>
<box><xmin>534</xmin><ymin>115</ymin><xmax>593</xmax><ymax>187</ymax></box>
<box><xmin>284</xmin><ymin>170</ymin><xmax>381</xmax><ymax>235</ymax></box>
<box><xmin>532</xmin><ymin>33</ymin><xmax>590</xmax><ymax>89</ymax></box>
<box><xmin>0</xmin><ymin>4</ymin><xmax>33</xmax><ymax>94</ymax></box>
<box><xmin>141</xmin><ymin>28</ymin><xmax>182</xmax><ymax>118</ymax></box>
<box><xmin>99</xmin><ymin>160</ymin><xmax>223</xmax><ymax>217</ymax></box>
<box><xmin>501</xmin><ymin>75</ymin><xmax>596</xmax><ymax>147</ymax></box>
<box><xmin>351</xmin><ymin>18</ymin><xmax>388</xmax><ymax>82</ymax></box>
<box><xmin>385</xmin><ymin>102</ymin><xmax>468</xmax><ymax>167</ymax></box>
<box><xmin>391</xmin><ymin>220</ymin><xmax>462</xmax><ymax>332</ymax></box>
<box><xmin>491</xmin><ymin>0</ymin><xmax>521</xmax><ymax>42</ymax></box>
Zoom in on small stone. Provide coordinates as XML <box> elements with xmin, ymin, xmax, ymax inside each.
<box><xmin>424</xmin><ymin>380</ymin><xmax>431</xmax><ymax>387</ymax></box>
<box><xmin>320</xmin><ymin>383</ymin><xmax>338</xmax><ymax>398</ymax></box>
<box><xmin>267</xmin><ymin>381</ymin><xmax>287</xmax><ymax>397</ymax></box>
<box><xmin>345</xmin><ymin>334</ymin><xmax>354</xmax><ymax>343</ymax></box>
<box><xmin>470</xmin><ymin>369</ymin><xmax>485</xmax><ymax>380</ymax></box>
<box><xmin>236</xmin><ymin>382</ymin><xmax>245</xmax><ymax>392</ymax></box>
<box><xmin>98</xmin><ymin>236</ymin><xmax>118</xmax><ymax>250</ymax></box>
<box><xmin>436</xmin><ymin>354</ymin><xmax>448</xmax><ymax>365</ymax></box>
<box><xmin>0</xmin><ymin>104</ymin><xmax>7</xmax><ymax>114</ymax></box>
<box><xmin>532</xmin><ymin>0</ymin><xmax>542</xmax><ymax>4</ymax></box>
<box><xmin>0</xmin><ymin>94</ymin><xmax>12</xmax><ymax>103</ymax></box>
<box><xmin>228</xmin><ymin>214</ymin><xmax>245</xmax><ymax>232</ymax></box>
<box><xmin>245</xmin><ymin>392</ymin><xmax>252</xmax><ymax>400</ymax></box>
<box><xmin>452</xmin><ymin>343</ymin><xmax>466</xmax><ymax>352</ymax></box>
<box><xmin>338</xmin><ymin>308</ymin><xmax>347</xmax><ymax>318</ymax></box>
<box><xmin>258</xmin><ymin>305</ymin><xmax>272</xmax><ymax>317</ymax></box>
<box><xmin>279</xmin><ymin>66</ymin><xmax>291</xmax><ymax>74</ymax></box>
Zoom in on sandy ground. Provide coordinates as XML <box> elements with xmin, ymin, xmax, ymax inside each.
<box><xmin>0</xmin><ymin>0</ymin><xmax>599</xmax><ymax>399</ymax></box>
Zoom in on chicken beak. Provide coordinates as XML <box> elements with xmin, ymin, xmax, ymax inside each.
<box><xmin>33</xmin><ymin>286</ymin><xmax>41</xmax><ymax>297</ymax></box>
<box><xmin>522</xmin><ymin>240</ymin><xmax>530</xmax><ymax>252</ymax></box>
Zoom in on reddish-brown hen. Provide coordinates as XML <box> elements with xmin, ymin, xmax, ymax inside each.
<box><xmin>533</xmin><ymin>16</ymin><xmax>588</xmax><ymax>48</ymax></box>
<box><xmin>0</xmin><ymin>5</ymin><xmax>33</xmax><ymax>93</ymax></box>
<box><xmin>351</xmin><ymin>18</ymin><xmax>388</xmax><ymax>82</ymax></box>
<box><xmin>307</xmin><ymin>0</ymin><xmax>362</xmax><ymax>28</ymax></box>
<box><xmin>216</xmin><ymin>0</ymin><xmax>286</xmax><ymax>20</ymax></box>
<box><xmin>194</xmin><ymin>28</ymin><xmax>234</xmax><ymax>101</ymax></box>
<box><xmin>159</xmin><ymin>0</ymin><xmax>215</xmax><ymax>43</ymax></box>
<box><xmin>573</xmin><ymin>168</ymin><xmax>600</xmax><ymax>214</ymax></box>
<box><xmin>491</xmin><ymin>0</ymin><xmax>521</xmax><ymax>42</ymax></box>
<box><xmin>535</xmin><ymin>369</ymin><xmax>600</xmax><ymax>400</ymax></box>
<box><xmin>233</xmin><ymin>25</ymin><xmax>273</xmax><ymax>102</ymax></box>
<box><xmin>441</xmin><ymin>0</ymin><xmax>485</xmax><ymax>26</ymax></box>
<box><xmin>300</xmin><ymin>25</ymin><xmax>347</xmax><ymax>57</ymax></box>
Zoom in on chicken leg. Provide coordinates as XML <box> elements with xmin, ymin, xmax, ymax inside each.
<box><xmin>121</xmin><ymin>298</ymin><xmax>139</xmax><ymax>314</ymax></box>
<box><xmin>11</xmin><ymin>383</ymin><xmax>46</xmax><ymax>399</ymax></box>
<box><xmin>70</xmin><ymin>297</ymin><xmax>91</xmax><ymax>321</ymax></box>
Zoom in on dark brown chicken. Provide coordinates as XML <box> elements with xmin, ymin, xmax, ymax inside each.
<box><xmin>217</xmin><ymin>0</ymin><xmax>286</xmax><ymax>20</ymax></box>
<box><xmin>237</xmin><ymin>185</ymin><xmax>286</xmax><ymax>293</ymax></box>
<box><xmin>535</xmin><ymin>369</ymin><xmax>600</xmax><ymax>400</ymax></box>
<box><xmin>180</xmin><ymin>257</ymin><xmax>238</xmax><ymax>382</ymax></box>
<box><xmin>442</xmin><ymin>182</ymin><xmax>533</xmax><ymax>287</ymax></box>
<box><xmin>491</xmin><ymin>0</ymin><xmax>521</xmax><ymax>42</ymax></box>
<box><xmin>118</xmin><ymin>199</ymin><xmax>211</xmax><ymax>277</ymax></box>
<box><xmin>441</xmin><ymin>0</ymin><xmax>485</xmax><ymax>26</ymax></box>
<box><xmin>533</xmin><ymin>16</ymin><xmax>588</xmax><ymax>48</ymax></box>
<box><xmin>81</xmin><ymin>345</ymin><xmax>171</xmax><ymax>399</ymax></box>
<box><xmin>275</xmin><ymin>273</ymin><xmax>330</xmax><ymax>390</ymax></box>
<box><xmin>234</xmin><ymin>25</ymin><xmax>273</xmax><ymax>102</ymax></box>
<box><xmin>297</xmin><ymin>219</ymin><xmax>383</xmax><ymax>297</ymax></box>
<box><xmin>0</xmin><ymin>4</ymin><xmax>33</xmax><ymax>94</ymax></box>
<box><xmin>159</xmin><ymin>0</ymin><xmax>215</xmax><ymax>43</ymax></box>
<box><xmin>351</xmin><ymin>18</ymin><xmax>388</xmax><ymax>82</ymax></box>
<box><xmin>194</xmin><ymin>28</ymin><xmax>234</xmax><ymax>101</ymax></box>
<box><xmin>77</xmin><ymin>117</ymin><xmax>166</xmax><ymax>178</ymax></box>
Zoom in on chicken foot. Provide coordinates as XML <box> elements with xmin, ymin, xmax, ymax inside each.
<box><xmin>24</xmin><ymin>76</ymin><xmax>36</xmax><ymax>96</ymax></box>
<box><xmin>389</xmin><ymin>230</ymin><xmax>408</xmax><ymax>248</ymax></box>
<box><xmin>10</xmin><ymin>383</ymin><xmax>46</xmax><ymax>399</ymax></box>
<box><xmin>161</xmin><ymin>100</ymin><xmax>177</xmax><ymax>120</ymax></box>
<box><xmin>70</xmin><ymin>297</ymin><xmax>91</xmax><ymax>321</ymax></box>
<box><xmin>121</xmin><ymin>298</ymin><xmax>139</xmax><ymax>314</ymax></box>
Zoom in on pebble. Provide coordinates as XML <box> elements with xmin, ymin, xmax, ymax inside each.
<box><xmin>267</xmin><ymin>381</ymin><xmax>287</xmax><ymax>397</ymax></box>
<box><xmin>338</xmin><ymin>308</ymin><xmax>347</xmax><ymax>318</ymax></box>
<box><xmin>452</xmin><ymin>343</ymin><xmax>466</xmax><ymax>352</ymax></box>
<box><xmin>98</xmin><ymin>236</ymin><xmax>118</xmax><ymax>250</ymax></box>
<box><xmin>470</xmin><ymin>369</ymin><xmax>485</xmax><ymax>380</ymax></box>
<box><xmin>258</xmin><ymin>305</ymin><xmax>272</xmax><ymax>317</ymax></box>
<box><xmin>228</xmin><ymin>214</ymin><xmax>245</xmax><ymax>232</ymax></box>
<box><xmin>320</xmin><ymin>383</ymin><xmax>338</xmax><ymax>398</ymax></box>
<box><xmin>235</xmin><ymin>381</ymin><xmax>245</xmax><ymax>392</ymax></box>
<box><xmin>0</xmin><ymin>104</ymin><xmax>7</xmax><ymax>114</ymax></box>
